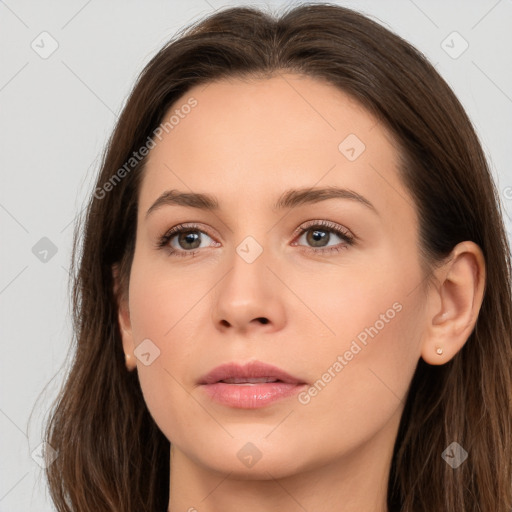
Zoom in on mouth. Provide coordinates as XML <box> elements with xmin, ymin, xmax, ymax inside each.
<box><xmin>198</xmin><ymin>361</ymin><xmax>308</xmax><ymax>409</ymax></box>
<box><xmin>217</xmin><ymin>377</ymin><xmax>284</xmax><ymax>384</ymax></box>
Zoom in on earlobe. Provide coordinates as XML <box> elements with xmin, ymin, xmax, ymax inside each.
<box><xmin>112</xmin><ymin>264</ymin><xmax>137</xmax><ymax>372</ymax></box>
<box><xmin>420</xmin><ymin>241</ymin><xmax>486</xmax><ymax>366</ymax></box>
<box><xmin>119</xmin><ymin>306</ymin><xmax>137</xmax><ymax>371</ymax></box>
<box><xmin>124</xmin><ymin>352</ymin><xmax>137</xmax><ymax>372</ymax></box>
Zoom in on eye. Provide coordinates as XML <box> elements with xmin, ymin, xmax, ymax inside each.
<box><xmin>156</xmin><ymin>223</ymin><xmax>219</xmax><ymax>257</ymax></box>
<box><xmin>156</xmin><ymin>220</ymin><xmax>355</xmax><ymax>258</ymax></box>
<box><xmin>292</xmin><ymin>220</ymin><xmax>355</xmax><ymax>255</ymax></box>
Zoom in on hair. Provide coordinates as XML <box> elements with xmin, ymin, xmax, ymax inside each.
<box><xmin>43</xmin><ymin>3</ymin><xmax>512</xmax><ymax>511</ymax></box>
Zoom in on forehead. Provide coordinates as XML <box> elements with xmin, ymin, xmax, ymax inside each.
<box><xmin>139</xmin><ymin>73</ymin><xmax>413</xmax><ymax>221</ymax></box>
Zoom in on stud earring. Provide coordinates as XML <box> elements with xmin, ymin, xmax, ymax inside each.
<box><xmin>435</xmin><ymin>346</ymin><xmax>443</xmax><ymax>355</ymax></box>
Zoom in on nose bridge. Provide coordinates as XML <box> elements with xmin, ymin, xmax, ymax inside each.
<box><xmin>224</xmin><ymin>233</ymin><xmax>271</xmax><ymax>306</ymax></box>
<box><xmin>223</xmin><ymin>203</ymin><xmax>273</xmax><ymax>279</ymax></box>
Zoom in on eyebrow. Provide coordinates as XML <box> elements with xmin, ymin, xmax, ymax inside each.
<box><xmin>145</xmin><ymin>186</ymin><xmax>378</xmax><ymax>218</ymax></box>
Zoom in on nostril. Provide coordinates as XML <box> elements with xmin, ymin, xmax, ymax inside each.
<box><xmin>257</xmin><ymin>317</ymin><xmax>269</xmax><ymax>324</ymax></box>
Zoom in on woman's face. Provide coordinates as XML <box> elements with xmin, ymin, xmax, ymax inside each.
<box><xmin>118</xmin><ymin>74</ymin><xmax>429</xmax><ymax>478</ymax></box>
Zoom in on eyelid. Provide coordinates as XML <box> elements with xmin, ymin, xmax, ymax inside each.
<box><xmin>159</xmin><ymin>222</ymin><xmax>219</xmax><ymax>242</ymax></box>
<box><xmin>291</xmin><ymin>219</ymin><xmax>354</xmax><ymax>241</ymax></box>
<box><xmin>156</xmin><ymin>222</ymin><xmax>219</xmax><ymax>248</ymax></box>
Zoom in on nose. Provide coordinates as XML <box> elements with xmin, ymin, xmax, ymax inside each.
<box><xmin>212</xmin><ymin>244</ymin><xmax>286</xmax><ymax>335</ymax></box>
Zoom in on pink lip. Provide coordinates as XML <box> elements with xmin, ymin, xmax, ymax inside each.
<box><xmin>199</xmin><ymin>361</ymin><xmax>308</xmax><ymax>409</ymax></box>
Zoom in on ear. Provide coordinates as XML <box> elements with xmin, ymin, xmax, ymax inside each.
<box><xmin>112</xmin><ymin>263</ymin><xmax>137</xmax><ymax>371</ymax></box>
<box><xmin>420</xmin><ymin>241</ymin><xmax>486</xmax><ymax>365</ymax></box>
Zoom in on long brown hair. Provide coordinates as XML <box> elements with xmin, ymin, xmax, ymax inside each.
<box><xmin>44</xmin><ymin>3</ymin><xmax>512</xmax><ymax>510</ymax></box>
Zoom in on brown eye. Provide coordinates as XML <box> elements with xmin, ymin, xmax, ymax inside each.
<box><xmin>175</xmin><ymin>230</ymin><xmax>203</xmax><ymax>250</ymax></box>
<box><xmin>293</xmin><ymin>220</ymin><xmax>355</xmax><ymax>255</ymax></box>
<box><xmin>304</xmin><ymin>228</ymin><xmax>331</xmax><ymax>247</ymax></box>
<box><xmin>157</xmin><ymin>223</ymin><xmax>218</xmax><ymax>257</ymax></box>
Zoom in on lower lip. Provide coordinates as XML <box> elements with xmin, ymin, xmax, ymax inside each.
<box><xmin>201</xmin><ymin>382</ymin><xmax>307</xmax><ymax>409</ymax></box>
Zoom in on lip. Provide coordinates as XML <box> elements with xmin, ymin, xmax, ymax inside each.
<box><xmin>198</xmin><ymin>361</ymin><xmax>308</xmax><ymax>409</ymax></box>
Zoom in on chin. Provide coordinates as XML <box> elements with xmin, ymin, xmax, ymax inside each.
<box><xmin>185</xmin><ymin>437</ymin><xmax>311</xmax><ymax>479</ymax></box>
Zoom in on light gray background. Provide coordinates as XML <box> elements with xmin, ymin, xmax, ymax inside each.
<box><xmin>1</xmin><ymin>0</ymin><xmax>511</xmax><ymax>510</ymax></box>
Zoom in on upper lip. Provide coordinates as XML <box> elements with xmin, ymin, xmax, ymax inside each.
<box><xmin>199</xmin><ymin>360</ymin><xmax>307</xmax><ymax>385</ymax></box>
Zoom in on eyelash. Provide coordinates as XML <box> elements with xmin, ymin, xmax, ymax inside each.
<box><xmin>156</xmin><ymin>220</ymin><xmax>355</xmax><ymax>258</ymax></box>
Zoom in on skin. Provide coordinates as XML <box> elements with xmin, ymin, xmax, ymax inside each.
<box><xmin>115</xmin><ymin>73</ymin><xmax>485</xmax><ymax>512</ymax></box>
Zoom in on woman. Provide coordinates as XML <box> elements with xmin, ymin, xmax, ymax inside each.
<box><xmin>44</xmin><ymin>3</ymin><xmax>512</xmax><ymax>511</ymax></box>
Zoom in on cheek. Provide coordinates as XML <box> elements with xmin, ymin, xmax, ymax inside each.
<box><xmin>287</xmin><ymin>258</ymin><xmax>424</xmax><ymax>436</ymax></box>
<box><xmin>287</xmin><ymin>250</ymin><xmax>422</xmax><ymax>364</ymax></box>
<box><xmin>127</xmin><ymin>249</ymin><xmax>208</xmax><ymax>346</ymax></box>
<box><xmin>289</xmin><ymin>298</ymin><xmax>422</xmax><ymax>466</ymax></box>
<box><xmin>126</xmin><ymin>256</ymin><xmax>209</xmax><ymax>441</ymax></box>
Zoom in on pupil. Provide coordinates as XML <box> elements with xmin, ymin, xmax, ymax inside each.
<box><xmin>308</xmin><ymin>229</ymin><xmax>328</xmax><ymax>247</ymax></box>
<box><xmin>179</xmin><ymin>231</ymin><xmax>201</xmax><ymax>249</ymax></box>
